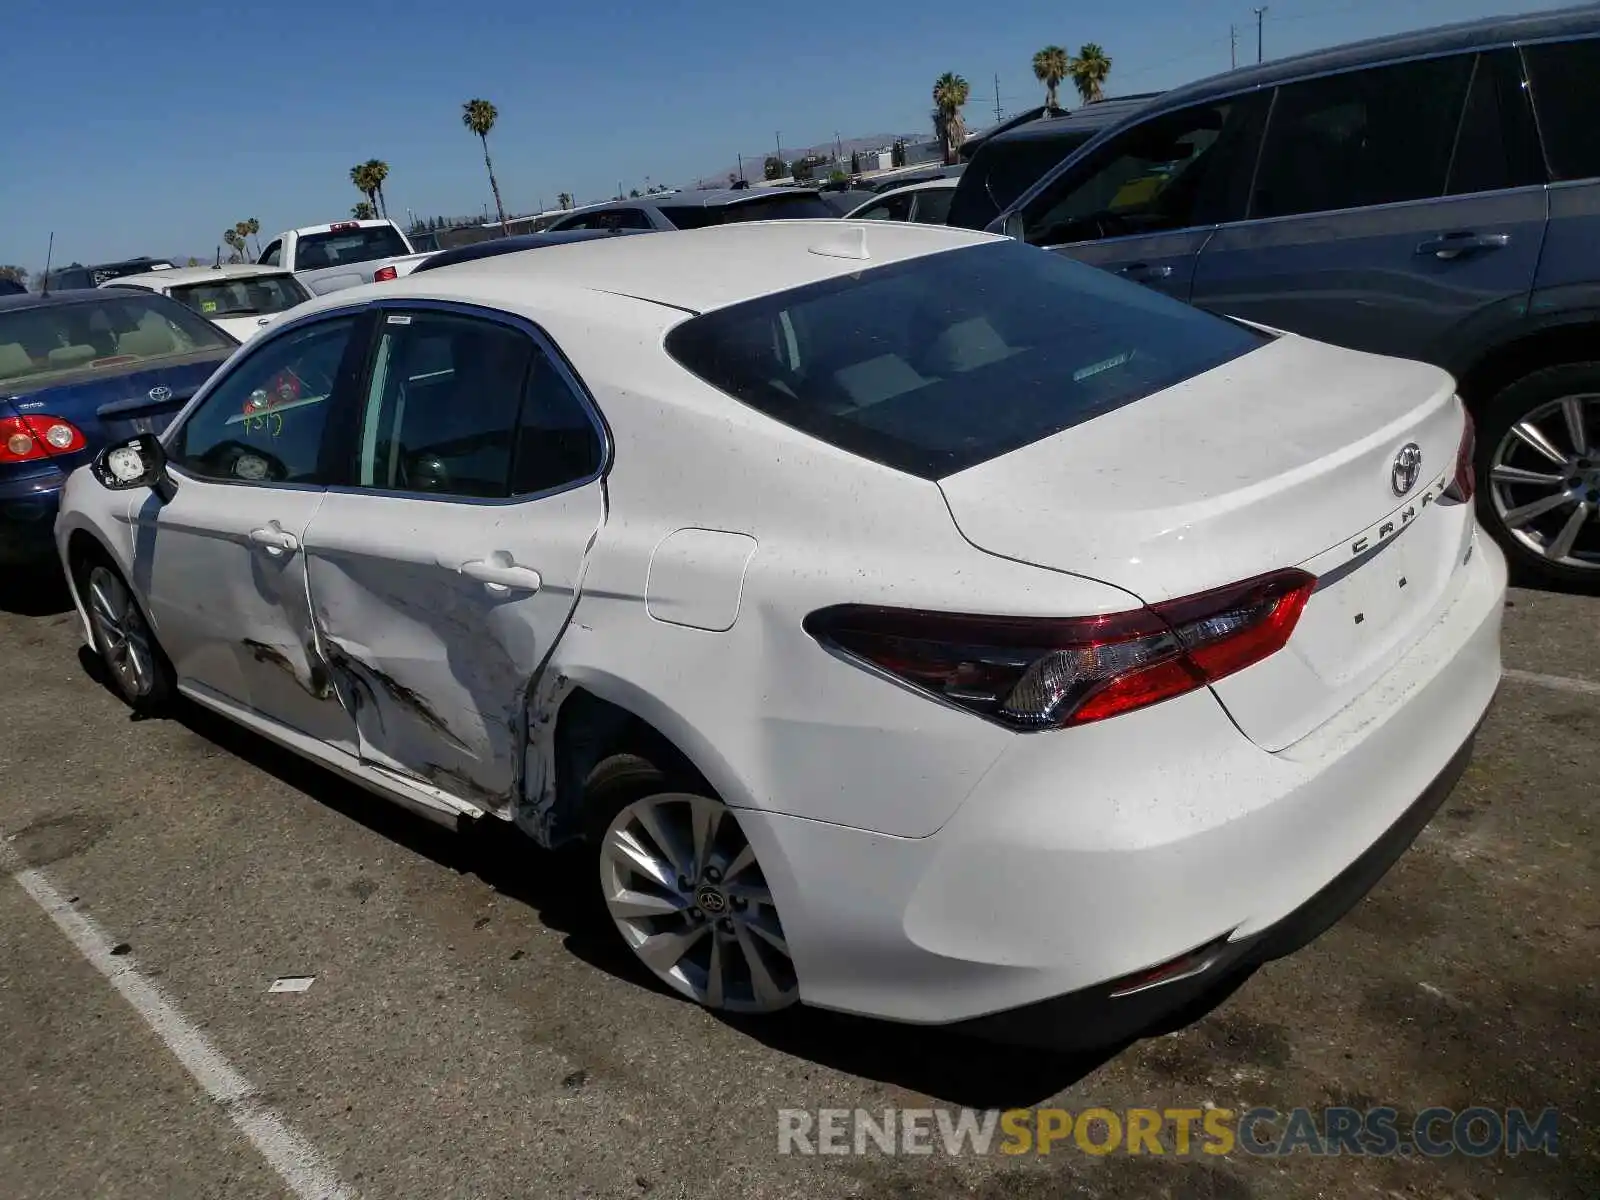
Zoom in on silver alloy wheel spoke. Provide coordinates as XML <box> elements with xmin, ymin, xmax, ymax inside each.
<box><xmin>600</xmin><ymin>792</ymin><xmax>798</xmax><ymax>1013</ymax></box>
<box><xmin>1511</xmin><ymin>420</ymin><xmax>1569</xmax><ymax>467</ymax></box>
<box><xmin>1561</xmin><ymin>396</ymin><xmax>1592</xmax><ymax>457</ymax></box>
<box><xmin>1505</xmin><ymin>491</ymin><xmax>1576</xmax><ymax>528</ymax></box>
<box><xmin>1548</xmin><ymin>503</ymin><xmax>1591</xmax><ymax>562</ymax></box>
<box><xmin>89</xmin><ymin>567</ymin><xmax>151</xmax><ymax>698</ymax></box>
<box><xmin>1490</xmin><ymin>464</ymin><xmax>1563</xmax><ymax>487</ymax></box>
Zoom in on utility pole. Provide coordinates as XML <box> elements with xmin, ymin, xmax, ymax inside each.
<box><xmin>994</xmin><ymin>73</ymin><xmax>1003</xmax><ymax>122</ymax></box>
<box><xmin>775</xmin><ymin>131</ymin><xmax>782</xmax><ymax>163</ymax></box>
<box><xmin>1253</xmin><ymin>6</ymin><xmax>1268</xmax><ymax>63</ymax></box>
<box><xmin>1230</xmin><ymin>24</ymin><xmax>1238</xmax><ymax>69</ymax></box>
<box><xmin>737</xmin><ymin>152</ymin><xmax>745</xmax><ymax>182</ymax></box>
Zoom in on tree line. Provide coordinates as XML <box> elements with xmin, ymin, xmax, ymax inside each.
<box><xmin>932</xmin><ymin>44</ymin><xmax>1113</xmax><ymax>164</ymax></box>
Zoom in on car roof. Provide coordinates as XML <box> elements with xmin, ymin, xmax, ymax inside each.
<box><xmin>987</xmin><ymin>95</ymin><xmax>1161</xmax><ymax>146</ymax></box>
<box><xmin>414</xmin><ymin>229</ymin><xmax>646</xmax><ymax>272</ymax></box>
<box><xmin>0</xmin><ymin>288</ymin><xmax>168</xmax><ymax>312</ymax></box>
<box><xmin>104</xmin><ymin>265</ymin><xmax>294</xmax><ymax>288</ymax></box>
<box><xmin>291</xmin><ymin>221</ymin><xmax>1004</xmax><ymax>318</ymax></box>
<box><xmin>1160</xmin><ymin>4</ymin><xmax>1599</xmax><ymax>110</ymax></box>
<box><xmin>557</xmin><ymin>187</ymin><xmax>823</xmax><ymax>218</ymax></box>
<box><xmin>45</xmin><ymin>256</ymin><xmax>174</xmax><ymax>277</ymax></box>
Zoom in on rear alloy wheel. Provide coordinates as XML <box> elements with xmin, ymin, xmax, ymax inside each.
<box><xmin>81</xmin><ymin>560</ymin><xmax>173</xmax><ymax>712</ymax></box>
<box><xmin>599</xmin><ymin>790</ymin><xmax>797</xmax><ymax>1013</ymax></box>
<box><xmin>1478</xmin><ymin>365</ymin><xmax>1600</xmax><ymax>591</ymax></box>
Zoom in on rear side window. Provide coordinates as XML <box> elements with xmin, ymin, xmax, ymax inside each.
<box><xmin>1251</xmin><ymin>54</ymin><xmax>1475</xmax><ymax>219</ymax></box>
<box><xmin>658</xmin><ymin>206</ymin><xmax>715</xmax><ymax>229</ymax></box>
<box><xmin>665</xmin><ymin>241</ymin><xmax>1267</xmax><ymax>479</ymax></box>
<box><xmin>946</xmin><ymin>133</ymin><xmax>1094</xmax><ymax>230</ymax></box>
<box><xmin>294</xmin><ymin>225</ymin><xmax>408</xmax><ymax>270</ymax></box>
<box><xmin>1524</xmin><ymin>38</ymin><xmax>1600</xmax><ymax>181</ymax></box>
<box><xmin>853</xmin><ymin>192</ymin><xmax>916</xmax><ymax>222</ymax></box>
<box><xmin>913</xmin><ymin>187</ymin><xmax>955</xmax><ymax>224</ymax></box>
<box><xmin>1447</xmin><ymin>50</ymin><xmax>1546</xmax><ymax>195</ymax></box>
<box><xmin>713</xmin><ymin>195</ymin><xmax>835</xmax><ymax>223</ymax></box>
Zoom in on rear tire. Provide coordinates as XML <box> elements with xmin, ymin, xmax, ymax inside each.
<box><xmin>71</xmin><ymin>551</ymin><xmax>175</xmax><ymax>714</ymax></box>
<box><xmin>1474</xmin><ymin>363</ymin><xmax>1600</xmax><ymax>593</ymax></box>
<box><xmin>585</xmin><ymin>753</ymin><xmax>798</xmax><ymax>1014</ymax></box>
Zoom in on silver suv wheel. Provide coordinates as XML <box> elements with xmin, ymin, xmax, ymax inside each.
<box><xmin>1488</xmin><ymin>393</ymin><xmax>1600</xmax><ymax>570</ymax></box>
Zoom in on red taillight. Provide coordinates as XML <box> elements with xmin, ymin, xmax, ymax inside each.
<box><xmin>1444</xmin><ymin>406</ymin><xmax>1476</xmax><ymax>502</ymax></box>
<box><xmin>0</xmin><ymin>415</ymin><xmax>88</xmax><ymax>463</ymax></box>
<box><xmin>373</xmin><ymin>265</ymin><xmax>398</xmax><ymax>282</ymax></box>
<box><xmin>804</xmin><ymin>569</ymin><xmax>1317</xmax><ymax>730</ymax></box>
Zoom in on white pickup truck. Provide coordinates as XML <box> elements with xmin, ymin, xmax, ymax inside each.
<box><xmin>258</xmin><ymin>219</ymin><xmax>432</xmax><ymax>296</ymax></box>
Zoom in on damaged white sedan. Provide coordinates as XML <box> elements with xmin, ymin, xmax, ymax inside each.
<box><xmin>55</xmin><ymin>222</ymin><xmax>1505</xmax><ymax>1046</ymax></box>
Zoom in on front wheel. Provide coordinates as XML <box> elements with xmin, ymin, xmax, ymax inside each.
<box><xmin>588</xmin><ymin>754</ymin><xmax>798</xmax><ymax>1014</ymax></box>
<box><xmin>75</xmin><ymin>555</ymin><xmax>175</xmax><ymax>713</ymax></box>
<box><xmin>1475</xmin><ymin>364</ymin><xmax>1600</xmax><ymax>592</ymax></box>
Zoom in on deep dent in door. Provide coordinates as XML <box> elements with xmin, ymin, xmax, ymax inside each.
<box><xmin>300</xmin><ymin>485</ymin><xmax>609</xmax><ymax>819</ymax></box>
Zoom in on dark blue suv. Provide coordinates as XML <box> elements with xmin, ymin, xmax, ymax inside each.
<box><xmin>994</xmin><ymin>7</ymin><xmax>1600</xmax><ymax>589</ymax></box>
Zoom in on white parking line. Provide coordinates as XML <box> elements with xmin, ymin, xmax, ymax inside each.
<box><xmin>1504</xmin><ymin>668</ymin><xmax>1600</xmax><ymax>699</ymax></box>
<box><xmin>1</xmin><ymin>842</ymin><xmax>354</xmax><ymax>1200</ymax></box>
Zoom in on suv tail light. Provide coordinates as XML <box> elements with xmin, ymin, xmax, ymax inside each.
<box><xmin>1443</xmin><ymin>406</ymin><xmax>1476</xmax><ymax>502</ymax></box>
<box><xmin>0</xmin><ymin>415</ymin><xmax>88</xmax><ymax>463</ymax></box>
<box><xmin>373</xmin><ymin>265</ymin><xmax>398</xmax><ymax>282</ymax></box>
<box><xmin>804</xmin><ymin>569</ymin><xmax>1316</xmax><ymax>730</ymax></box>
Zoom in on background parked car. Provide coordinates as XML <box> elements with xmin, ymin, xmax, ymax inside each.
<box><xmin>0</xmin><ymin>278</ymin><xmax>24</xmax><ymax>297</ymax></box>
<box><xmin>544</xmin><ymin>187</ymin><xmax>837</xmax><ymax>232</ymax></box>
<box><xmin>104</xmin><ymin>264</ymin><xmax>313</xmax><ymax>341</ymax></box>
<box><xmin>41</xmin><ymin>257</ymin><xmax>179</xmax><ymax>292</ymax></box>
<box><xmin>992</xmin><ymin>7</ymin><xmax>1600</xmax><ymax>588</ymax></box>
<box><xmin>258</xmin><ymin>218</ymin><xmax>421</xmax><ymax>296</ymax></box>
<box><xmin>0</xmin><ymin>289</ymin><xmax>236</xmax><ymax>564</ymax></box>
<box><xmin>845</xmin><ymin>178</ymin><xmax>959</xmax><ymax>224</ymax></box>
<box><xmin>409</xmin><ymin>228</ymin><xmax>646</xmax><ymax>274</ymax></box>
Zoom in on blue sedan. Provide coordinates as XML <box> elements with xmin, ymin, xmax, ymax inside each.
<box><xmin>1</xmin><ymin>289</ymin><xmax>238</xmax><ymax>565</ymax></box>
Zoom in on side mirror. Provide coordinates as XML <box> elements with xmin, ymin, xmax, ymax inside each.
<box><xmin>91</xmin><ymin>433</ymin><xmax>176</xmax><ymax>502</ymax></box>
<box><xmin>1000</xmin><ymin>212</ymin><xmax>1026</xmax><ymax>241</ymax></box>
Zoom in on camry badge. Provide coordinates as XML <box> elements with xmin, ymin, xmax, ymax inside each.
<box><xmin>148</xmin><ymin>385</ymin><xmax>172</xmax><ymax>404</ymax></box>
<box><xmin>1391</xmin><ymin>443</ymin><xmax>1423</xmax><ymax>496</ymax></box>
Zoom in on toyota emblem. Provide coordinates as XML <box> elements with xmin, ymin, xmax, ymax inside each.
<box><xmin>1391</xmin><ymin>443</ymin><xmax>1423</xmax><ymax>496</ymax></box>
<box><xmin>148</xmin><ymin>385</ymin><xmax>172</xmax><ymax>404</ymax></box>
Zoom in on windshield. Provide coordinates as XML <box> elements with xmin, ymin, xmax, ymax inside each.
<box><xmin>172</xmin><ymin>274</ymin><xmax>310</xmax><ymax>319</ymax></box>
<box><xmin>294</xmin><ymin>225</ymin><xmax>408</xmax><ymax>270</ymax></box>
<box><xmin>664</xmin><ymin>240</ymin><xmax>1267</xmax><ymax>479</ymax></box>
<box><xmin>0</xmin><ymin>294</ymin><xmax>235</xmax><ymax>388</ymax></box>
<box><xmin>945</xmin><ymin>133</ymin><xmax>1094</xmax><ymax>229</ymax></box>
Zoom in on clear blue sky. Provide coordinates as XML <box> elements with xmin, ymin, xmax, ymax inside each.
<box><xmin>0</xmin><ymin>0</ymin><xmax>1559</xmax><ymax>272</ymax></box>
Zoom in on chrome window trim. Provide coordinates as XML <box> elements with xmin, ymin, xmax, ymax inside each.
<box><xmin>322</xmin><ymin>297</ymin><xmax>613</xmax><ymax>509</ymax></box>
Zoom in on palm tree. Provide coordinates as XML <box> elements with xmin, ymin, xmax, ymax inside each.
<box><xmin>245</xmin><ymin>216</ymin><xmax>261</xmax><ymax>258</ymax></box>
<box><xmin>462</xmin><ymin>99</ymin><xmax>509</xmax><ymax>234</ymax></box>
<box><xmin>363</xmin><ymin>159</ymin><xmax>391</xmax><ymax>219</ymax></box>
<box><xmin>1071</xmin><ymin>44</ymin><xmax>1113</xmax><ymax>104</ymax></box>
<box><xmin>557</xmin><ymin>192</ymin><xmax>573</xmax><ymax>210</ymax></box>
<box><xmin>349</xmin><ymin>163</ymin><xmax>378</xmax><ymax>215</ymax></box>
<box><xmin>222</xmin><ymin>229</ymin><xmax>244</xmax><ymax>264</ymax></box>
<box><xmin>1033</xmin><ymin>45</ymin><xmax>1070</xmax><ymax>110</ymax></box>
<box><xmin>932</xmin><ymin>72</ymin><xmax>971</xmax><ymax>165</ymax></box>
<box><xmin>352</xmin><ymin>201</ymin><xmax>376</xmax><ymax>220</ymax></box>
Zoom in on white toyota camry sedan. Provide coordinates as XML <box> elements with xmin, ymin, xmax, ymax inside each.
<box><xmin>55</xmin><ymin>221</ymin><xmax>1504</xmax><ymax>1046</ymax></box>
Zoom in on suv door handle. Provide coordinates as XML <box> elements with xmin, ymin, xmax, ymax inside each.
<box><xmin>1415</xmin><ymin>232</ymin><xmax>1511</xmax><ymax>259</ymax></box>
<box><xmin>248</xmin><ymin>524</ymin><xmax>299</xmax><ymax>556</ymax></box>
<box><xmin>460</xmin><ymin>558</ymin><xmax>543</xmax><ymax>594</ymax></box>
<box><xmin>1117</xmin><ymin>262</ymin><xmax>1174</xmax><ymax>281</ymax></box>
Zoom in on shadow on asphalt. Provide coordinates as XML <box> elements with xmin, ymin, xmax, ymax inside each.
<box><xmin>0</xmin><ymin>563</ymin><xmax>72</xmax><ymax>617</ymax></box>
<box><xmin>134</xmin><ymin>688</ymin><xmax>1249</xmax><ymax>1109</ymax></box>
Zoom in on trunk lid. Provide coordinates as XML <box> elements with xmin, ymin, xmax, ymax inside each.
<box><xmin>5</xmin><ymin>353</ymin><xmax>223</xmax><ymax>452</ymax></box>
<box><xmin>936</xmin><ymin>334</ymin><xmax>1474</xmax><ymax>750</ymax></box>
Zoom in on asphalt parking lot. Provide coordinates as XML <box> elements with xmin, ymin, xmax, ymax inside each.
<box><xmin>0</xmin><ymin>570</ymin><xmax>1595</xmax><ymax>1200</ymax></box>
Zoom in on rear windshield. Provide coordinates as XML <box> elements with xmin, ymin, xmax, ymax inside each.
<box><xmin>946</xmin><ymin>133</ymin><xmax>1094</xmax><ymax>229</ymax></box>
<box><xmin>664</xmin><ymin>240</ymin><xmax>1267</xmax><ymax>479</ymax></box>
<box><xmin>660</xmin><ymin>194</ymin><xmax>836</xmax><ymax>229</ymax></box>
<box><xmin>294</xmin><ymin>225</ymin><xmax>408</xmax><ymax>270</ymax></box>
<box><xmin>0</xmin><ymin>294</ymin><xmax>235</xmax><ymax>388</ymax></box>
<box><xmin>172</xmin><ymin>274</ymin><xmax>309</xmax><ymax>319</ymax></box>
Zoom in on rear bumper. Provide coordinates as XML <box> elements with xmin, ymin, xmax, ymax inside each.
<box><xmin>739</xmin><ymin>530</ymin><xmax>1506</xmax><ymax>1034</ymax></box>
<box><xmin>0</xmin><ymin>468</ymin><xmax>67</xmax><ymax>565</ymax></box>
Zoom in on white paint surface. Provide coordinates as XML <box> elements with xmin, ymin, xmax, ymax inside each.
<box><xmin>1</xmin><ymin>841</ymin><xmax>354</xmax><ymax>1200</ymax></box>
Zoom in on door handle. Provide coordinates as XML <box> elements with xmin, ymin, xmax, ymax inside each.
<box><xmin>460</xmin><ymin>558</ymin><xmax>543</xmax><ymax>594</ymax></box>
<box><xmin>1415</xmin><ymin>232</ymin><xmax>1511</xmax><ymax>259</ymax></box>
<box><xmin>248</xmin><ymin>524</ymin><xmax>300</xmax><ymax>556</ymax></box>
<box><xmin>1117</xmin><ymin>262</ymin><xmax>1174</xmax><ymax>281</ymax></box>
